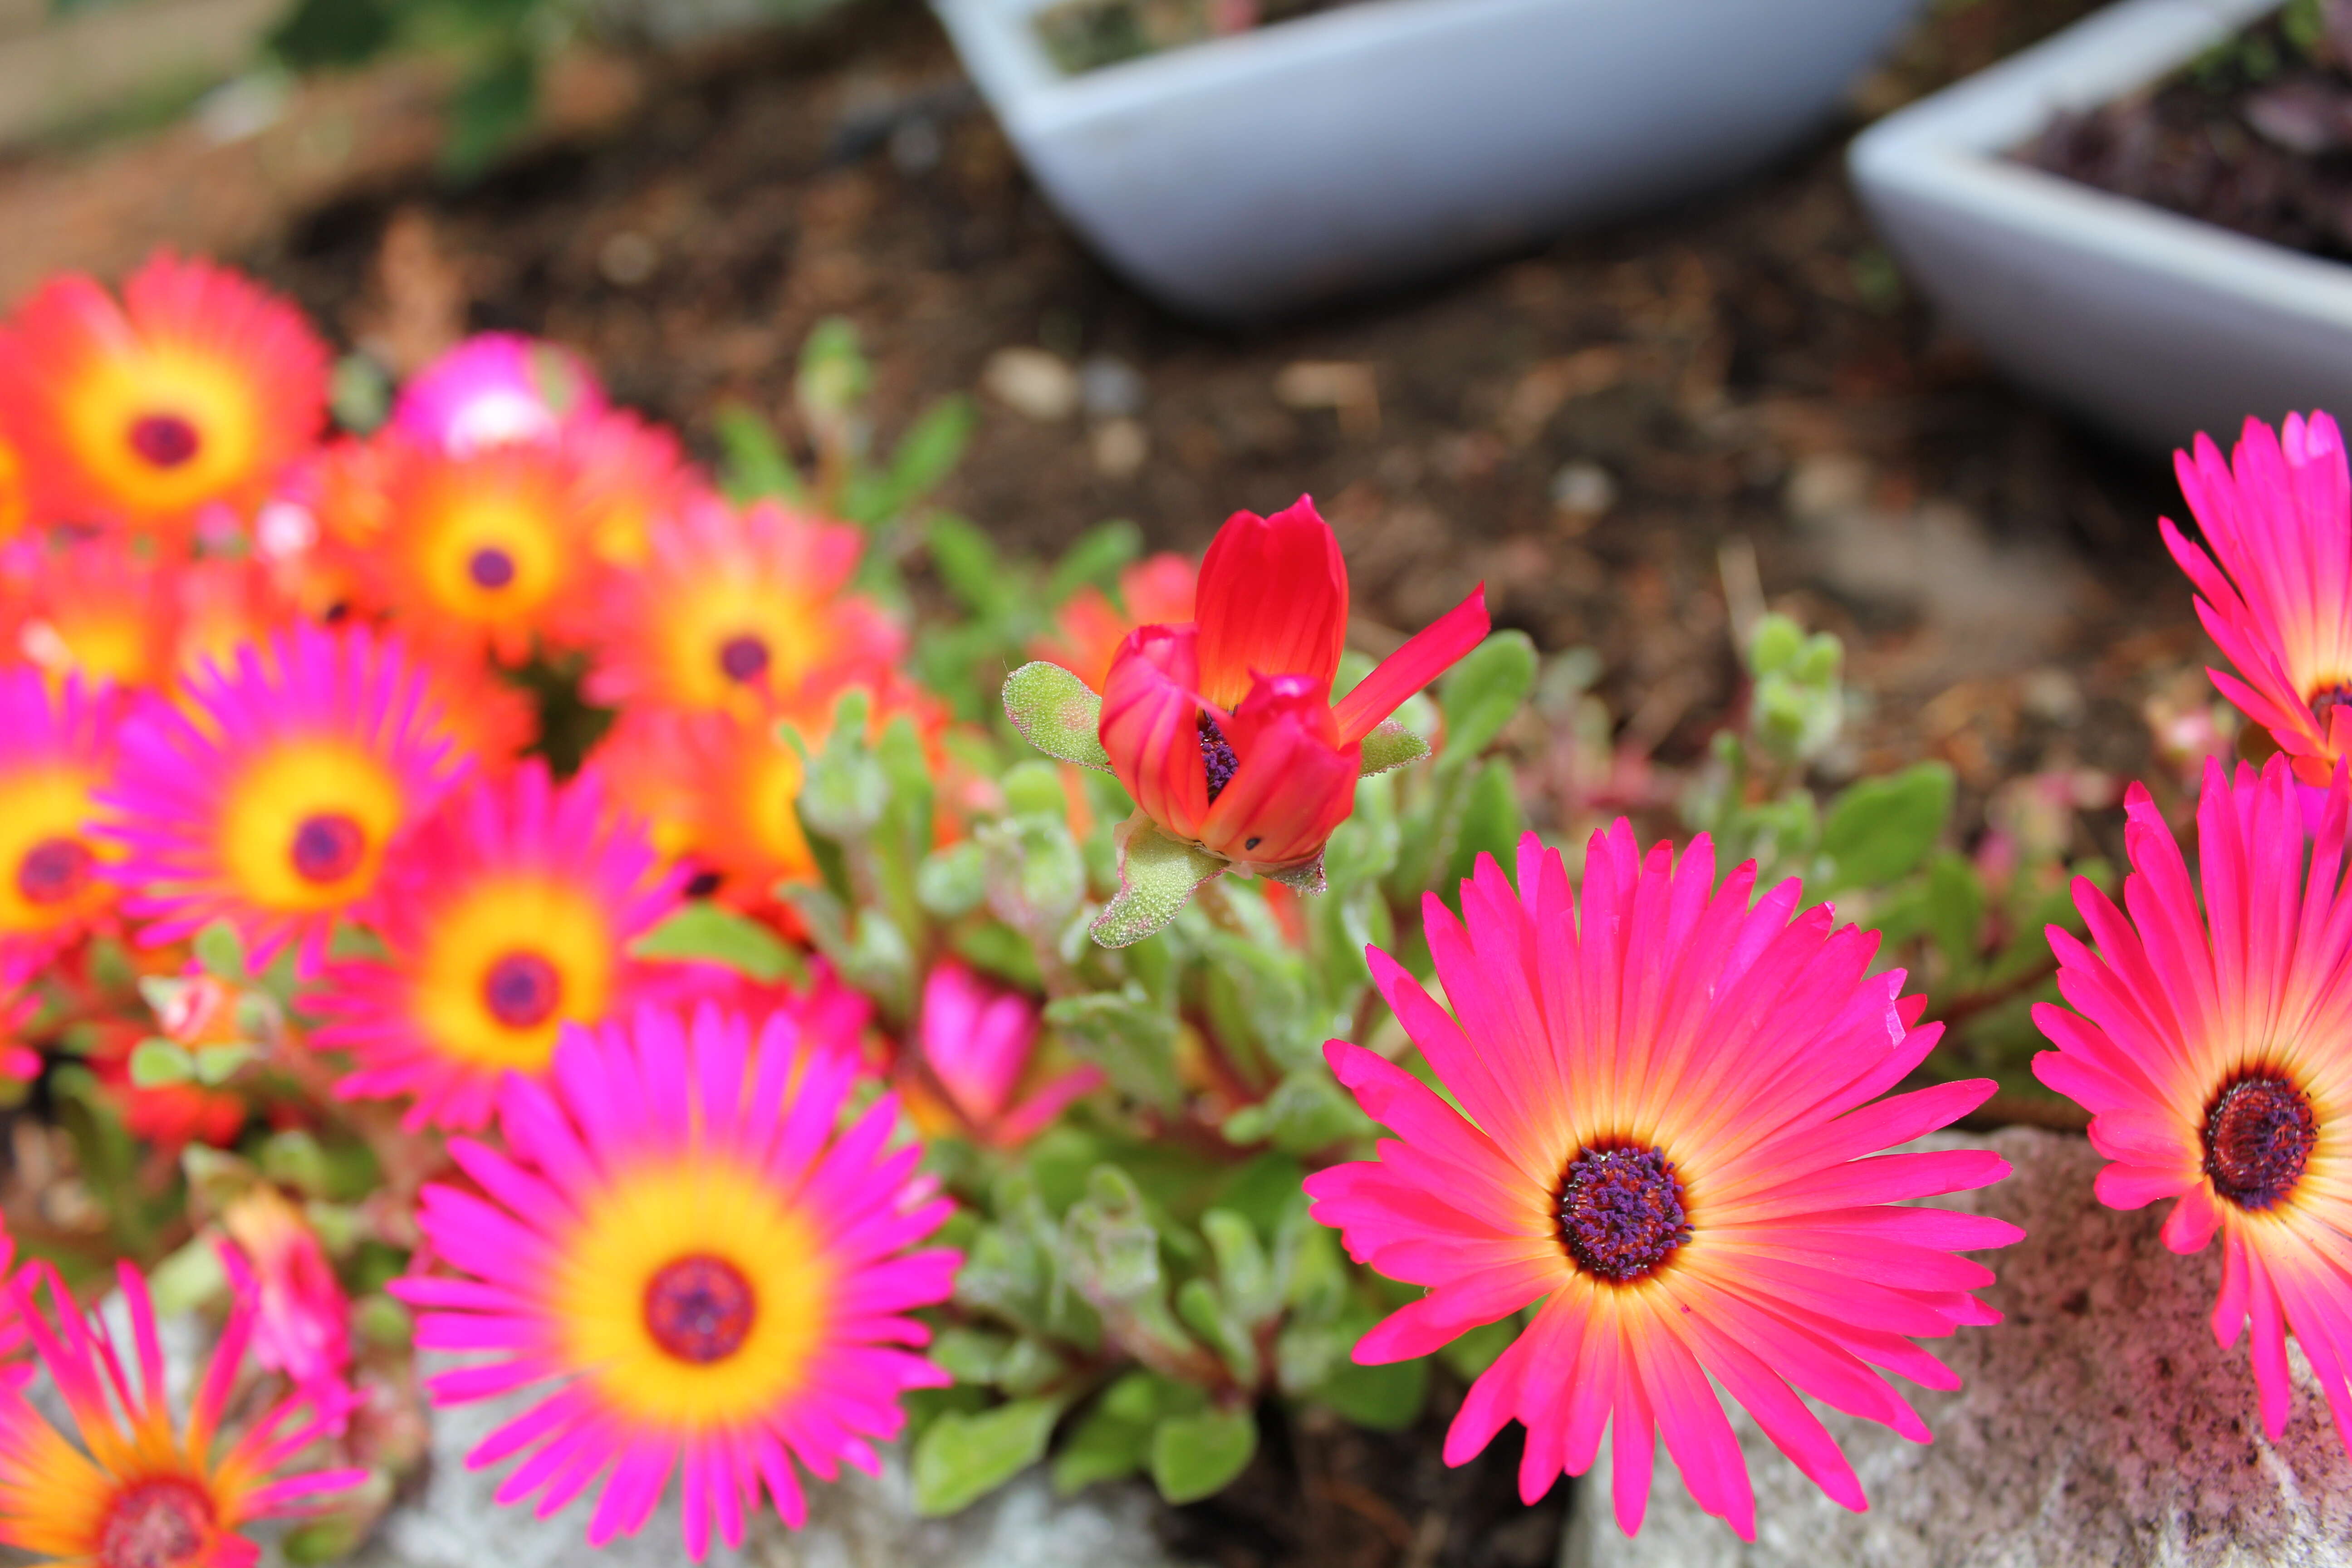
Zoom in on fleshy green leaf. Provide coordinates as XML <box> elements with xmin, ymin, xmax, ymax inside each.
<box><xmin>1357</xmin><ymin>720</ymin><xmax>1429</xmax><ymax>777</ymax></box>
<box><xmin>1044</xmin><ymin>987</ymin><xmax>1181</xmax><ymax>1110</ymax></box>
<box><xmin>1263</xmin><ymin>855</ymin><xmax>1327</xmax><ymax>897</ymax></box>
<box><xmin>128</xmin><ymin>1040</ymin><xmax>194</xmax><ymax>1088</ymax></box>
<box><xmin>193</xmin><ymin>921</ymin><xmax>247</xmax><ymax>981</ymax></box>
<box><xmin>1819</xmin><ymin>762</ymin><xmax>1955</xmax><ymax>891</ymax></box>
<box><xmin>1437</xmin><ymin>631</ymin><xmax>1537</xmax><ymax>769</ymax></box>
<box><xmin>713</xmin><ymin>402</ymin><xmax>805</xmax><ymax>503</ymax></box>
<box><xmin>191</xmin><ymin>1044</ymin><xmax>256</xmax><ymax>1086</ymax></box>
<box><xmin>1092</xmin><ymin>818</ymin><xmax>1224</xmax><ymax>948</ymax></box>
<box><xmin>1149</xmin><ymin>1408</ymin><xmax>1257</xmax><ymax>1504</ymax></box>
<box><xmin>1052</xmin><ymin>1401</ymin><xmax>1153</xmax><ymax>1494</ymax></box>
<box><xmin>917</xmin><ymin>842</ymin><xmax>989</xmax><ymax>918</ymax></box>
<box><xmin>1003</xmin><ymin>662</ymin><xmax>1112</xmax><ymax>773</ymax></box>
<box><xmin>912</xmin><ymin>1397</ymin><xmax>1063</xmax><ymax>1516</ymax></box>
<box><xmin>1045</xmin><ymin>520</ymin><xmax>1144</xmax><ymax>605</ymax></box>
<box><xmin>630</xmin><ymin>904</ymin><xmax>802</xmax><ymax>985</ymax></box>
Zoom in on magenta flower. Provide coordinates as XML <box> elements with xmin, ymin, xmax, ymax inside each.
<box><xmin>392</xmin><ymin>1004</ymin><xmax>960</xmax><ymax>1559</ymax></box>
<box><xmin>2035</xmin><ymin>757</ymin><xmax>2352</xmax><ymax>1453</ymax></box>
<box><xmin>1303</xmin><ymin>828</ymin><xmax>2020</xmax><ymax>1539</ymax></box>
<box><xmin>912</xmin><ymin>959</ymin><xmax>1102</xmax><ymax>1146</ymax></box>
<box><xmin>221</xmin><ymin>1186</ymin><xmax>351</xmax><ymax>1400</ymax></box>
<box><xmin>391</xmin><ymin>333</ymin><xmax>603</xmax><ymax>456</ymax></box>
<box><xmin>2164</xmin><ymin>411</ymin><xmax>2352</xmax><ymax>785</ymax></box>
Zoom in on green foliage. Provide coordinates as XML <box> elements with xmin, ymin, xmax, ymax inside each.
<box><xmin>913</xmin><ymin>1397</ymin><xmax>1065</xmax><ymax>1516</ymax></box>
<box><xmin>630</xmin><ymin>902</ymin><xmax>804</xmax><ymax>984</ymax></box>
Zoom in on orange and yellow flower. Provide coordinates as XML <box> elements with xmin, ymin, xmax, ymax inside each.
<box><xmin>583</xmin><ymin>495</ymin><xmax>901</xmax><ymax>717</ymax></box>
<box><xmin>0</xmin><ymin>1258</ymin><xmax>363</xmax><ymax>1568</ymax></box>
<box><xmin>0</xmin><ymin>253</ymin><xmax>328</xmax><ymax>538</ymax></box>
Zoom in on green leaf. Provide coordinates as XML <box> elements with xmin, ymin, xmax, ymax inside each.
<box><xmin>1819</xmin><ymin>763</ymin><xmax>1956</xmax><ymax>891</ymax></box>
<box><xmin>1044</xmin><ymin>988</ymin><xmax>1181</xmax><ymax>1110</ymax></box>
<box><xmin>269</xmin><ymin>0</ymin><xmax>397</xmax><ymax>67</ymax></box>
<box><xmin>630</xmin><ymin>904</ymin><xmax>801</xmax><ymax>984</ymax></box>
<box><xmin>912</xmin><ymin>1397</ymin><xmax>1063</xmax><ymax>1516</ymax></box>
<box><xmin>192</xmin><ymin>1044</ymin><xmax>256</xmax><ymax>1086</ymax></box>
<box><xmin>1045</xmin><ymin>520</ymin><xmax>1144</xmax><ymax>605</ymax></box>
<box><xmin>441</xmin><ymin>49</ymin><xmax>539</xmax><ymax>180</ymax></box>
<box><xmin>1437</xmin><ymin>631</ymin><xmax>1537</xmax><ymax>769</ymax></box>
<box><xmin>1003</xmin><ymin>662</ymin><xmax>1112</xmax><ymax>773</ymax></box>
<box><xmin>128</xmin><ymin>1039</ymin><xmax>193</xmax><ymax>1088</ymax></box>
<box><xmin>1442</xmin><ymin>759</ymin><xmax>1528</xmax><ymax>895</ymax></box>
<box><xmin>1053</xmin><ymin>1401</ymin><xmax>1153</xmax><ymax>1494</ymax></box>
<box><xmin>1150</xmin><ymin>1408</ymin><xmax>1257</xmax><ymax>1504</ymax></box>
<box><xmin>867</xmin><ymin>396</ymin><xmax>975</xmax><ymax>521</ymax></box>
<box><xmin>929</xmin><ymin>1325</ymin><xmax>1013</xmax><ymax>1385</ymax></box>
<box><xmin>191</xmin><ymin>921</ymin><xmax>246</xmax><ymax>981</ymax></box>
<box><xmin>1437</xmin><ymin>1316</ymin><xmax>1519</xmax><ymax>1382</ymax></box>
<box><xmin>917</xmin><ymin>842</ymin><xmax>989</xmax><ymax>918</ymax></box>
<box><xmin>929</xmin><ymin>514</ymin><xmax>1014</xmax><ymax>616</ymax></box>
<box><xmin>1313</xmin><ymin>1343</ymin><xmax>1428</xmax><ymax>1431</ymax></box>
<box><xmin>712</xmin><ymin>402</ymin><xmax>804</xmax><ymax>503</ymax></box>
<box><xmin>1092</xmin><ymin>820</ymin><xmax>1224</xmax><ymax>948</ymax></box>
<box><xmin>1358</xmin><ymin>720</ymin><xmax>1429</xmax><ymax>777</ymax></box>
<box><xmin>1925</xmin><ymin>851</ymin><xmax>1987</xmax><ymax>975</ymax></box>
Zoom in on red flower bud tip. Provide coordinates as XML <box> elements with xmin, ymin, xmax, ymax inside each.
<box><xmin>1098</xmin><ymin>496</ymin><xmax>1489</xmax><ymax>875</ymax></box>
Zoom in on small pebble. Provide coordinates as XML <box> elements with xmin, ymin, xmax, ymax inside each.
<box><xmin>1092</xmin><ymin>418</ymin><xmax>1150</xmax><ymax>479</ymax></box>
<box><xmin>1550</xmin><ymin>459</ymin><xmax>1618</xmax><ymax>519</ymax></box>
<box><xmin>984</xmin><ymin>347</ymin><xmax>1082</xmax><ymax>423</ymax></box>
<box><xmin>1080</xmin><ymin>355</ymin><xmax>1147</xmax><ymax>419</ymax></box>
<box><xmin>599</xmin><ymin>231</ymin><xmax>660</xmax><ymax>288</ymax></box>
<box><xmin>889</xmin><ymin>118</ymin><xmax>943</xmax><ymax>175</ymax></box>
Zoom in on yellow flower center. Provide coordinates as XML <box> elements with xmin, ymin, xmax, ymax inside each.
<box><xmin>413</xmin><ymin>875</ymin><xmax>615</xmax><ymax>1073</ymax></box>
<box><xmin>64</xmin><ymin>346</ymin><xmax>260</xmax><ymax>517</ymax></box>
<box><xmin>0</xmin><ymin>766</ymin><xmax>110</xmax><ymax>936</ymax></box>
<box><xmin>216</xmin><ymin>740</ymin><xmax>403</xmax><ymax>913</ymax></box>
<box><xmin>554</xmin><ymin>1156</ymin><xmax>833</xmax><ymax>1428</ymax></box>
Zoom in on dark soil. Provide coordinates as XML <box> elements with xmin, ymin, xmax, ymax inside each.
<box><xmin>1160</xmin><ymin>1402</ymin><xmax>1566</xmax><ymax>1568</ymax></box>
<box><xmin>2027</xmin><ymin>0</ymin><xmax>2352</xmax><ymax>261</ymax></box>
<box><xmin>1034</xmin><ymin>0</ymin><xmax>1364</xmax><ymax>75</ymax></box>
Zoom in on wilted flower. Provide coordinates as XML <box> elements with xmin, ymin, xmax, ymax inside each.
<box><xmin>221</xmin><ymin>1184</ymin><xmax>351</xmax><ymax>1398</ymax></box>
<box><xmin>2036</xmin><ymin>757</ymin><xmax>2352</xmax><ymax>1455</ymax></box>
<box><xmin>906</xmin><ymin>958</ymin><xmax>1102</xmax><ymax>1146</ymax></box>
<box><xmin>0</xmin><ymin>252</ymin><xmax>328</xmax><ymax>538</ymax></box>
<box><xmin>1304</xmin><ymin>829</ymin><xmax>2018</xmax><ymax>1539</ymax></box>
<box><xmin>396</xmin><ymin>1004</ymin><xmax>959</xmax><ymax>1560</ymax></box>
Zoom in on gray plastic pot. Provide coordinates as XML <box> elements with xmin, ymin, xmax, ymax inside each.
<box><xmin>936</xmin><ymin>0</ymin><xmax>1932</xmax><ymax>322</ymax></box>
<box><xmin>1847</xmin><ymin>0</ymin><xmax>2352</xmax><ymax>452</ymax></box>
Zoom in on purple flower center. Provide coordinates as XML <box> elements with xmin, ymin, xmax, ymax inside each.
<box><xmin>17</xmin><ymin>835</ymin><xmax>93</xmax><ymax>906</ymax></box>
<box><xmin>289</xmin><ymin>813</ymin><xmax>366</xmax><ymax>884</ymax></box>
<box><xmin>1198</xmin><ymin>710</ymin><xmax>1239</xmax><ymax>804</ymax></box>
<box><xmin>468</xmin><ymin>546</ymin><xmax>517</xmax><ymax>589</ymax></box>
<box><xmin>1557</xmin><ymin>1144</ymin><xmax>1690</xmax><ymax>1282</ymax></box>
<box><xmin>127</xmin><ymin>414</ymin><xmax>201</xmax><ymax>470</ymax></box>
<box><xmin>98</xmin><ymin>1478</ymin><xmax>212</xmax><ymax>1568</ymax></box>
<box><xmin>2315</xmin><ymin>685</ymin><xmax>2352</xmax><ymax>729</ymax></box>
<box><xmin>718</xmin><ymin>633</ymin><xmax>771</xmax><ymax>684</ymax></box>
<box><xmin>644</xmin><ymin>1254</ymin><xmax>757</xmax><ymax>1363</ymax></box>
<box><xmin>2205</xmin><ymin>1072</ymin><xmax>2317</xmax><ymax>1210</ymax></box>
<box><xmin>481</xmin><ymin>951</ymin><xmax>562</xmax><ymax>1029</ymax></box>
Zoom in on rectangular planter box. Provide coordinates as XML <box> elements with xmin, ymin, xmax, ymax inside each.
<box><xmin>938</xmin><ymin>0</ymin><xmax>1931</xmax><ymax>322</ymax></box>
<box><xmin>1847</xmin><ymin>0</ymin><xmax>2352</xmax><ymax>452</ymax></box>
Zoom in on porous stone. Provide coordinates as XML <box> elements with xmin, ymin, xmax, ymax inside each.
<box><xmin>1567</xmin><ymin>1128</ymin><xmax>2352</xmax><ymax>1568</ymax></box>
<box><xmin>349</xmin><ymin>1364</ymin><xmax>1185</xmax><ymax>1568</ymax></box>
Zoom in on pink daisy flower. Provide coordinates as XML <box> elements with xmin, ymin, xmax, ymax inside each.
<box><xmin>391</xmin><ymin>333</ymin><xmax>603</xmax><ymax>457</ymax></box>
<box><xmin>1303</xmin><ymin>828</ymin><xmax>2022</xmax><ymax>1540</ymax></box>
<box><xmin>0</xmin><ymin>1255</ymin><xmax>363</xmax><ymax>1567</ymax></box>
<box><xmin>307</xmin><ymin>761</ymin><xmax>688</xmax><ymax>1131</ymax></box>
<box><xmin>392</xmin><ymin>1004</ymin><xmax>960</xmax><ymax>1560</ymax></box>
<box><xmin>96</xmin><ymin>623</ymin><xmax>467</xmax><ymax>975</ymax></box>
<box><xmin>0</xmin><ymin>668</ymin><xmax>122</xmax><ymax>973</ymax></box>
<box><xmin>2163</xmin><ymin>410</ymin><xmax>2352</xmax><ymax>785</ymax></box>
<box><xmin>2034</xmin><ymin>756</ymin><xmax>2352</xmax><ymax>1453</ymax></box>
<box><xmin>220</xmin><ymin>1185</ymin><xmax>351</xmax><ymax>1401</ymax></box>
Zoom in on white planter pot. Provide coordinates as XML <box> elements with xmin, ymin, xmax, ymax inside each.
<box><xmin>936</xmin><ymin>0</ymin><xmax>1931</xmax><ymax>322</ymax></box>
<box><xmin>1847</xmin><ymin>0</ymin><xmax>2352</xmax><ymax>452</ymax></box>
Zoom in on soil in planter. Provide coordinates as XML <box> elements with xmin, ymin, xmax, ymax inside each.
<box><xmin>1034</xmin><ymin>0</ymin><xmax>1365</xmax><ymax>75</ymax></box>
<box><xmin>2024</xmin><ymin>0</ymin><xmax>2352</xmax><ymax>261</ymax></box>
